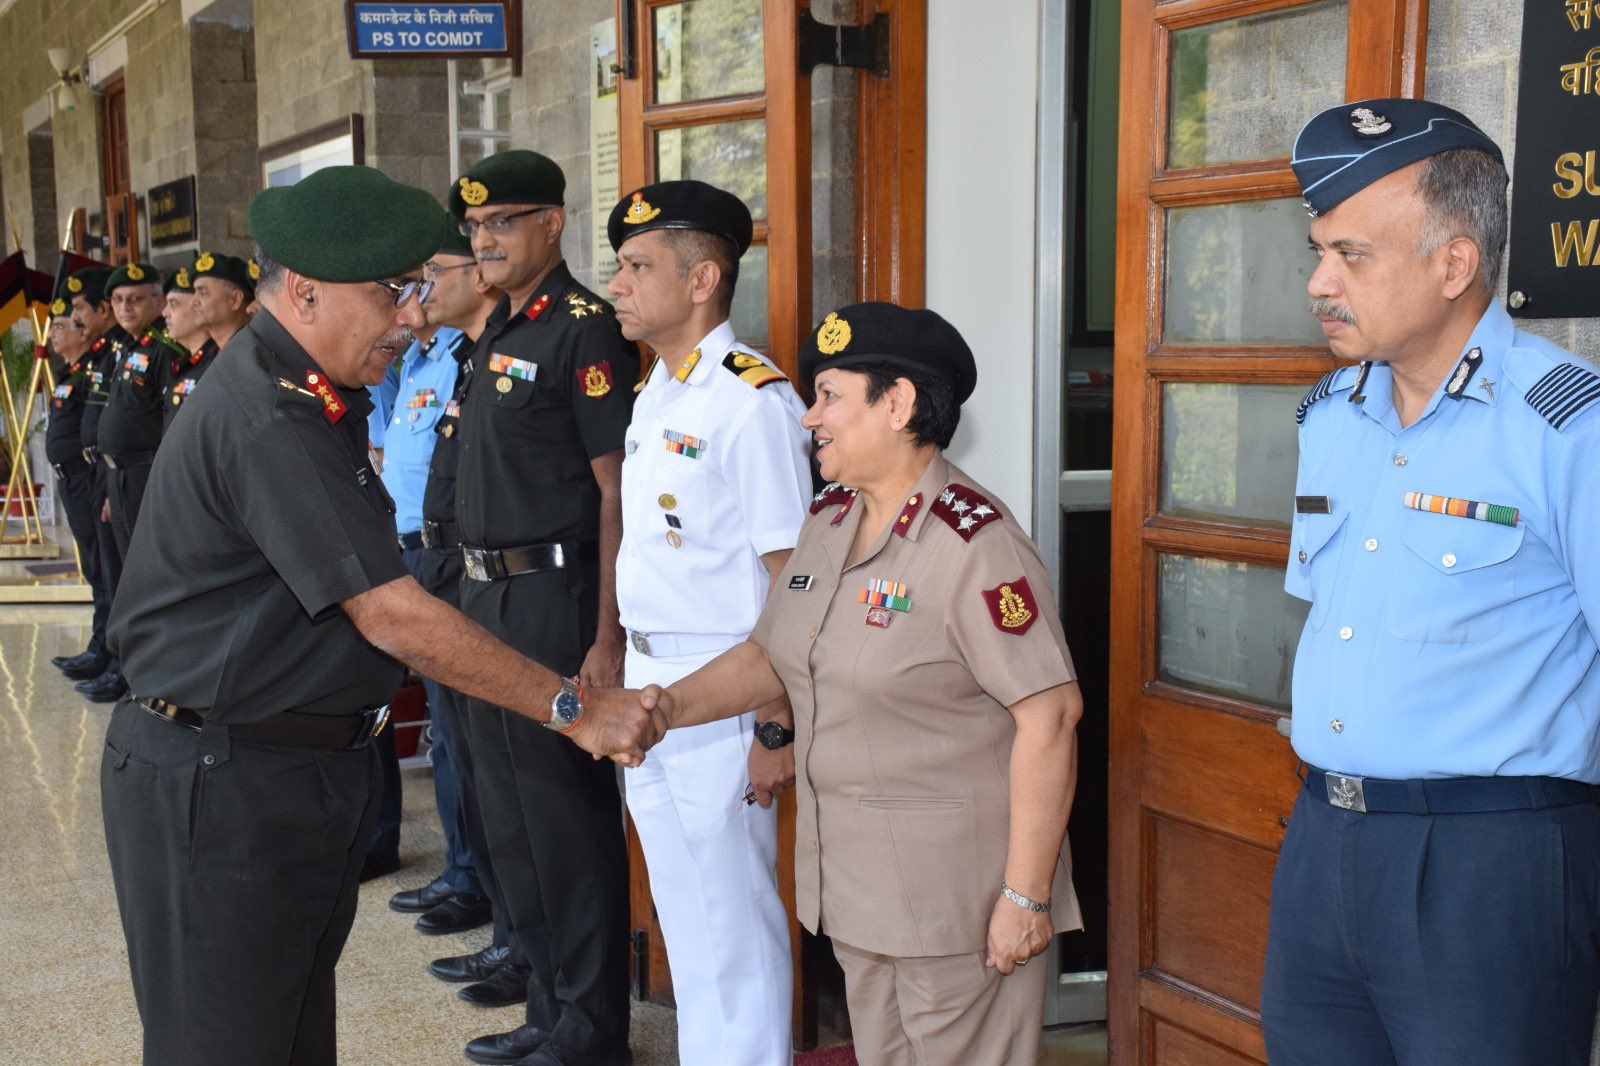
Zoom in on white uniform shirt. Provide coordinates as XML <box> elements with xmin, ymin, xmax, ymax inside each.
<box><xmin>618</xmin><ymin>320</ymin><xmax>811</xmax><ymax>638</ymax></box>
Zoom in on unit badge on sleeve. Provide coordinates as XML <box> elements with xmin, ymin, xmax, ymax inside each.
<box><xmin>579</xmin><ymin>360</ymin><xmax>614</xmax><ymax>398</ymax></box>
<box><xmin>982</xmin><ymin>577</ymin><xmax>1038</xmax><ymax>636</ymax></box>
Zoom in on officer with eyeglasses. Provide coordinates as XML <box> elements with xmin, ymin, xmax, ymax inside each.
<box><xmin>447</xmin><ymin>148</ymin><xmax>640</xmax><ymax>1066</ymax></box>
<box><xmin>101</xmin><ymin>166</ymin><xmax>664</xmax><ymax>1066</ymax></box>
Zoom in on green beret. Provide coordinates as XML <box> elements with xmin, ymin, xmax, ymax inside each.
<box><xmin>67</xmin><ymin>268</ymin><xmax>113</xmax><ymax>304</ymax></box>
<box><xmin>448</xmin><ymin>149</ymin><xmax>565</xmax><ymax>218</ymax></box>
<box><xmin>437</xmin><ymin>211</ymin><xmax>476</xmax><ymax>258</ymax></box>
<box><xmin>191</xmin><ymin>250</ymin><xmax>258</xmax><ymax>297</ymax></box>
<box><xmin>163</xmin><ymin>260</ymin><xmax>194</xmax><ymax>296</ymax></box>
<box><xmin>799</xmin><ymin>302</ymin><xmax>978</xmax><ymax>407</ymax></box>
<box><xmin>106</xmin><ymin>262</ymin><xmax>162</xmax><ymax>294</ymax></box>
<box><xmin>608</xmin><ymin>180</ymin><xmax>753</xmax><ymax>257</ymax></box>
<box><xmin>250</xmin><ymin>165</ymin><xmax>442</xmax><ymax>282</ymax></box>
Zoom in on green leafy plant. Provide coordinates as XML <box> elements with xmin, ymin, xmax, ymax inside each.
<box><xmin>0</xmin><ymin>320</ymin><xmax>47</xmax><ymax>481</ymax></box>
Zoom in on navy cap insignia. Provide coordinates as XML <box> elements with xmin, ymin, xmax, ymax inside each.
<box><xmin>623</xmin><ymin>191</ymin><xmax>661</xmax><ymax>225</ymax></box>
<box><xmin>1350</xmin><ymin>107</ymin><xmax>1392</xmax><ymax>137</ymax></box>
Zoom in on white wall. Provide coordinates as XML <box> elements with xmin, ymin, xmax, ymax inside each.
<box><xmin>926</xmin><ymin>0</ymin><xmax>1041</xmax><ymax>530</ymax></box>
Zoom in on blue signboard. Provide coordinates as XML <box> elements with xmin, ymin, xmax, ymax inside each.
<box><xmin>348</xmin><ymin>3</ymin><xmax>512</xmax><ymax>56</ymax></box>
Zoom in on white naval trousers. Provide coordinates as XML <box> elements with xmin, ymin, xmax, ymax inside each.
<box><xmin>624</xmin><ymin>644</ymin><xmax>793</xmax><ymax>1066</ymax></box>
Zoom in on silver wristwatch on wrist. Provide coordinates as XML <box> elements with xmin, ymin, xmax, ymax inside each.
<box><xmin>546</xmin><ymin>677</ymin><xmax>583</xmax><ymax>733</ymax></box>
<box><xmin>1001</xmin><ymin>882</ymin><xmax>1051</xmax><ymax>913</ymax></box>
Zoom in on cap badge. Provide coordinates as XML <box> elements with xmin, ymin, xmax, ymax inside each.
<box><xmin>126</xmin><ymin>264</ymin><xmax>145</xmax><ymax>281</ymax></box>
<box><xmin>66</xmin><ymin>276</ymin><xmax>82</xmax><ymax>294</ymax></box>
<box><xmin>816</xmin><ymin>311</ymin><xmax>852</xmax><ymax>355</ymax></box>
<box><xmin>1301</xmin><ymin>198</ymin><xmax>1318</xmax><ymax>219</ymax></box>
<box><xmin>50</xmin><ymin>298</ymin><xmax>66</xmax><ymax>316</ymax></box>
<box><xmin>247</xmin><ymin>259</ymin><xmax>261</xmax><ymax>281</ymax></box>
<box><xmin>1350</xmin><ymin>107</ymin><xmax>1392</xmax><ymax>138</ymax></box>
<box><xmin>176</xmin><ymin>268</ymin><xmax>189</xmax><ymax>287</ymax></box>
<box><xmin>459</xmin><ymin>177</ymin><xmax>490</xmax><ymax>206</ymax></box>
<box><xmin>623</xmin><ymin>191</ymin><xmax>661</xmax><ymax>225</ymax></box>
<box><xmin>194</xmin><ymin>252</ymin><xmax>215</xmax><ymax>272</ymax></box>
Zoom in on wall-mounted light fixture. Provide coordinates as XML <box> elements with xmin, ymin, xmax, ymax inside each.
<box><xmin>46</xmin><ymin>47</ymin><xmax>89</xmax><ymax>112</ymax></box>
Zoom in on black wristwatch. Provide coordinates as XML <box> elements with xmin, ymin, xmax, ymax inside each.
<box><xmin>754</xmin><ymin>721</ymin><xmax>795</xmax><ymax>750</ymax></box>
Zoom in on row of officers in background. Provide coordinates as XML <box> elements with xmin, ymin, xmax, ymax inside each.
<box><xmin>82</xmin><ymin>150</ymin><xmax>1084</xmax><ymax>1066</ymax></box>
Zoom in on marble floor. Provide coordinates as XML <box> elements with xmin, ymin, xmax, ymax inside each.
<box><xmin>0</xmin><ymin>607</ymin><xmax>1106</xmax><ymax>1065</ymax></box>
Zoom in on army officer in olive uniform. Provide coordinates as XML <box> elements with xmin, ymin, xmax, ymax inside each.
<box><xmin>103</xmin><ymin>166</ymin><xmax>662</xmax><ymax>1066</ymax></box>
<box><xmin>640</xmin><ymin>304</ymin><xmax>1084</xmax><ymax>1066</ymax></box>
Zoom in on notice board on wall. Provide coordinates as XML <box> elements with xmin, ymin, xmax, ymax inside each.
<box><xmin>1507</xmin><ymin>0</ymin><xmax>1600</xmax><ymax>318</ymax></box>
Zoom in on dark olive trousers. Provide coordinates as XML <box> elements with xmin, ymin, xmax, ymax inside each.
<box><xmin>101</xmin><ymin>697</ymin><xmax>379</xmax><ymax>1066</ymax></box>
<box><xmin>106</xmin><ymin>458</ymin><xmax>153</xmax><ymax>559</ymax></box>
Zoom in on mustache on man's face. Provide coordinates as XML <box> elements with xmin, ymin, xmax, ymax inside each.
<box><xmin>1308</xmin><ymin>297</ymin><xmax>1355</xmax><ymax>325</ymax></box>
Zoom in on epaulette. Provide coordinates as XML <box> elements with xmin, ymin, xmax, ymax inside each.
<box><xmin>635</xmin><ymin>353</ymin><xmax>658</xmax><ymax>393</ymax></box>
<box><xmin>563</xmin><ymin>290</ymin><xmax>609</xmax><ymax>319</ymax></box>
<box><xmin>722</xmin><ymin>350</ymin><xmax>786</xmax><ymax>389</ymax></box>
<box><xmin>930</xmin><ymin>483</ymin><xmax>1002</xmax><ymax>541</ymax></box>
<box><xmin>1295</xmin><ymin>365</ymin><xmax>1358</xmax><ymax>425</ymax></box>
<box><xmin>1524</xmin><ymin>361</ymin><xmax>1600</xmax><ymax>431</ymax></box>
<box><xmin>809</xmin><ymin>481</ymin><xmax>856</xmax><ymax>515</ymax></box>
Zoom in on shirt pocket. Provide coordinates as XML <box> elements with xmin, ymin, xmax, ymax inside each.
<box><xmin>1288</xmin><ymin>509</ymin><xmax>1348</xmax><ymax>631</ymax></box>
<box><xmin>404</xmin><ymin>406</ymin><xmax>442</xmax><ymax>435</ymax></box>
<box><xmin>1387</xmin><ymin>509</ymin><xmax>1525</xmax><ymax>644</ymax></box>
<box><xmin>486</xmin><ymin>370</ymin><xmax>559</xmax><ymax>412</ymax></box>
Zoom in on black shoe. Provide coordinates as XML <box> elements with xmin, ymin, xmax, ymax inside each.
<box><xmin>56</xmin><ymin>651</ymin><xmax>108</xmax><ymax>679</ymax></box>
<box><xmin>458</xmin><ymin>962</ymin><xmax>532</xmax><ymax>1007</ymax></box>
<box><xmin>429</xmin><ymin>944</ymin><xmax>510</xmax><ymax>984</ymax></box>
<box><xmin>75</xmin><ymin>669</ymin><xmax>117</xmax><ymax>693</ymax></box>
<box><xmin>464</xmin><ymin>1023</ymin><xmax>551</xmax><ymax>1064</ymax></box>
<box><xmin>84</xmin><ymin>675</ymin><xmax>129</xmax><ymax>703</ymax></box>
<box><xmin>389</xmin><ymin>876</ymin><xmax>453</xmax><ymax>913</ymax></box>
<box><xmin>360</xmin><ymin>851</ymin><xmax>401</xmax><ymax>883</ymax></box>
<box><xmin>514</xmin><ymin>1041</ymin><xmax>633</xmax><ymax>1066</ymax></box>
<box><xmin>416</xmin><ymin>892</ymin><xmax>492</xmax><ymax>935</ymax></box>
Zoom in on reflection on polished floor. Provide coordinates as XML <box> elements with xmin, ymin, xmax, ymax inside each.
<box><xmin>0</xmin><ymin>607</ymin><xmax>1106</xmax><ymax>1065</ymax></box>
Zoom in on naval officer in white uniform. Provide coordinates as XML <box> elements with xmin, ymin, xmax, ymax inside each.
<box><xmin>606</xmin><ymin>180</ymin><xmax>810</xmax><ymax>1065</ymax></box>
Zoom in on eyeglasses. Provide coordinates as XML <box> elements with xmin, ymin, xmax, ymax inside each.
<box><xmin>372</xmin><ymin>277</ymin><xmax>434</xmax><ymax>308</ymax></box>
<box><xmin>423</xmin><ymin>260</ymin><xmax>479</xmax><ymax>279</ymax></box>
<box><xmin>458</xmin><ymin>205</ymin><xmax>556</xmax><ymax>240</ymax></box>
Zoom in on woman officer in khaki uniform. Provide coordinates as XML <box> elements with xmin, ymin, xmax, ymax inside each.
<box><xmin>637</xmin><ymin>302</ymin><xmax>1084</xmax><ymax>1065</ymax></box>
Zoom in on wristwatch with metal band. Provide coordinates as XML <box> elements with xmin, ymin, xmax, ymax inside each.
<box><xmin>546</xmin><ymin>677</ymin><xmax>582</xmax><ymax>733</ymax></box>
<box><xmin>753</xmin><ymin>720</ymin><xmax>795</xmax><ymax>750</ymax></box>
<box><xmin>1001</xmin><ymin>883</ymin><xmax>1051</xmax><ymax>913</ymax></box>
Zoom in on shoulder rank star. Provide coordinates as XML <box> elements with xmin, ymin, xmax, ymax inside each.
<box><xmin>931</xmin><ymin>484</ymin><xmax>1001</xmax><ymax>541</ymax></box>
<box><xmin>982</xmin><ymin>577</ymin><xmax>1039</xmax><ymax>636</ymax></box>
<box><xmin>305</xmin><ymin>370</ymin><xmax>347</xmax><ymax>424</ymax></box>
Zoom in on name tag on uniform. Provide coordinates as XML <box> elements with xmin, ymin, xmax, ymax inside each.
<box><xmin>1295</xmin><ymin>495</ymin><xmax>1331</xmax><ymax>514</ymax></box>
<box><xmin>789</xmin><ymin>575</ymin><xmax>813</xmax><ymax>591</ymax></box>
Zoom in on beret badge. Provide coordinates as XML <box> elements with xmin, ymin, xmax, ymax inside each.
<box><xmin>1350</xmin><ymin>107</ymin><xmax>1392</xmax><ymax>138</ymax></box>
<box><xmin>816</xmin><ymin>311</ymin><xmax>852</xmax><ymax>355</ymax></box>
<box><xmin>67</xmin><ymin>276</ymin><xmax>82</xmax><ymax>293</ymax></box>
<box><xmin>248</xmin><ymin>259</ymin><xmax>261</xmax><ymax>281</ymax></box>
<box><xmin>194</xmin><ymin>251</ymin><xmax>216</xmax><ymax>272</ymax></box>
<box><xmin>459</xmin><ymin>177</ymin><xmax>489</xmax><ymax>206</ymax></box>
<box><xmin>51</xmin><ymin>298</ymin><xmax>66</xmax><ymax>316</ymax></box>
<box><xmin>622</xmin><ymin>191</ymin><xmax>661</xmax><ymax>225</ymax></box>
<box><xmin>176</xmin><ymin>268</ymin><xmax>189</xmax><ymax>287</ymax></box>
<box><xmin>126</xmin><ymin>264</ymin><xmax>145</xmax><ymax>281</ymax></box>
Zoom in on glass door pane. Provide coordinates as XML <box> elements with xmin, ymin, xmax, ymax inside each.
<box><xmin>653</xmin><ymin>0</ymin><xmax>765</xmax><ymax>104</ymax></box>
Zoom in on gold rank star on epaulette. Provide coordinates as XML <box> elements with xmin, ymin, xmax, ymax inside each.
<box><xmin>565</xmin><ymin>292</ymin><xmax>605</xmax><ymax>318</ymax></box>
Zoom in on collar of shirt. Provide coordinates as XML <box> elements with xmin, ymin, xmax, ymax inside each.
<box><xmin>402</xmin><ymin>325</ymin><xmax>465</xmax><ymax>369</ymax></box>
<box><xmin>485</xmin><ymin>261</ymin><xmax>575</xmax><ymax>334</ymax></box>
<box><xmin>647</xmin><ymin>320</ymin><xmax>737</xmax><ymax>391</ymax></box>
<box><xmin>1355</xmin><ymin>303</ymin><xmax>1511</xmax><ymax>432</ymax></box>
<box><xmin>249</xmin><ymin>308</ymin><xmax>374</xmax><ymax>419</ymax></box>
<box><xmin>820</xmin><ymin>450</ymin><xmax>950</xmax><ymax>574</ymax></box>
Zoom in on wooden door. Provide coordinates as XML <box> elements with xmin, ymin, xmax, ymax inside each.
<box><xmin>1106</xmin><ymin>0</ymin><xmax>1424</xmax><ymax>1060</ymax></box>
<box><xmin>99</xmin><ymin>74</ymin><xmax>136</xmax><ymax>265</ymax></box>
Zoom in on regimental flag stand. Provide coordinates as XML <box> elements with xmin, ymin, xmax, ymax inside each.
<box><xmin>0</xmin><ymin>247</ymin><xmax>58</xmax><ymax>553</ymax></box>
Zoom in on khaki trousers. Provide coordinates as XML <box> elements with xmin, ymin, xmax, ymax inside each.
<box><xmin>833</xmin><ymin>937</ymin><xmax>1049</xmax><ymax>1065</ymax></box>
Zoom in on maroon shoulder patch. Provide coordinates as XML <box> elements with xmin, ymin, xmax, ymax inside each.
<box><xmin>982</xmin><ymin>577</ymin><xmax>1039</xmax><ymax>636</ymax></box>
<box><xmin>809</xmin><ymin>482</ymin><xmax>857</xmax><ymax>516</ymax></box>
<box><xmin>930</xmin><ymin>483</ymin><xmax>1002</xmax><ymax>542</ymax></box>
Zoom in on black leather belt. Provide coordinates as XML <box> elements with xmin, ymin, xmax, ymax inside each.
<box><xmin>421</xmin><ymin>519</ymin><xmax>460</xmax><ymax>550</ymax></box>
<box><xmin>1302</xmin><ymin>764</ymin><xmax>1600</xmax><ymax>814</ymax></box>
<box><xmin>398</xmin><ymin>530</ymin><xmax>423</xmax><ymax>552</ymax></box>
<box><xmin>460</xmin><ymin>539</ymin><xmax>595</xmax><ymax>582</ymax></box>
<box><xmin>103</xmin><ymin>449</ymin><xmax>156</xmax><ymax>470</ymax></box>
<box><xmin>134</xmin><ymin>695</ymin><xmax>391</xmax><ymax>750</ymax></box>
<box><xmin>51</xmin><ymin>456</ymin><xmax>90</xmax><ymax>478</ymax></box>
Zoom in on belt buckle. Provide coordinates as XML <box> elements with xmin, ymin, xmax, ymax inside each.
<box><xmin>1325</xmin><ymin>772</ymin><xmax>1367</xmax><ymax>812</ymax></box>
<box><xmin>421</xmin><ymin>523</ymin><xmax>438</xmax><ymax>550</ymax></box>
<box><xmin>351</xmin><ymin>705</ymin><xmax>391</xmax><ymax>750</ymax></box>
<box><xmin>630</xmin><ymin>631</ymin><xmax>652</xmax><ymax>656</ymax></box>
<box><xmin>462</xmin><ymin>548</ymin><xmax>490</xmax><ymax>582</ymax></box>
<box><xmin>104</xmin><ymin>454</ymin><xmax>118</xmax><ymax>470</ymax></box>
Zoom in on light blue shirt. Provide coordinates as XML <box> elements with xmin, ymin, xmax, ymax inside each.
<box><xmin>1288</xmin><ymin>303</ymin><xmax>1600</xmax><ymax>782</ymax></box>
<box><xmin>367</xmin><ymin>327</ymin><xmax>464</xmax><ymax>535</ymax></box>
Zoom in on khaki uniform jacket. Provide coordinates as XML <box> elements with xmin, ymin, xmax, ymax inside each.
<box><xmin>751</xmin><ymin>452</ymin><xmax>1082</xmax><ymax>957</ymax></box>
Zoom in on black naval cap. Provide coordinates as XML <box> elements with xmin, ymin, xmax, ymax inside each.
<box><xmin>66</xmin><ymin>268</ymin><xmax>112</xmax><ymax>304</ymax></box>
<box><xmin>448</xmin><ymin>149</ymin><xmax>565</xmax><ymax>218</ymax></box>
<box><xmin>607</xmin><ymin>180</ymin><xmax>754</xmax><ymax>257</ymax></box>
<box><xmin>106</xmin><ymin>261</ymin><xmax>162</xmax><ymax>294</ymax></box>
<box><xmin>162</xmin><ymin>261</ymin><xmax>194</xmax><ymax>296</ymax></box>
<box><xmin>1291</xmin><ymin>98</ymin><xmax>1503</xmax><ymax>218</ymax></box>
<box><xmin>800</xmin><ymin>302</ymin><xmax>978</xmax><ymax>406</ymax></box>
<box><xmin>250</xmin><ymin>165</ymin><xmax>443</xmax><ymax>283</ymax></box>
<box><xmin>191</xmin><ymin>250</ymin><xmax>258</xmax><ymax>297</ymax></box>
